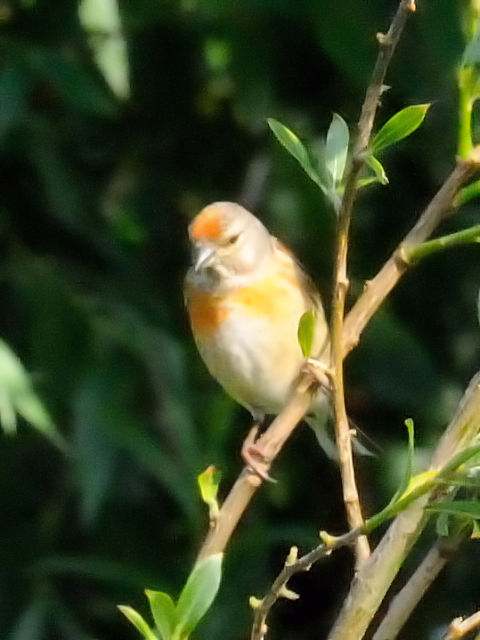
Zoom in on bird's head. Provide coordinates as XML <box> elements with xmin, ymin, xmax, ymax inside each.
<box><xmin>188</xmin><ymin>202</ymin><xmax>274</xmax><ymax>285</ymax></box>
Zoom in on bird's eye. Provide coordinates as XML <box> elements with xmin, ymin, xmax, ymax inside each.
<box><xmin>226</xmin><ymin>233</ymin><xmax>240</xmax><ymax>245</ymax></box>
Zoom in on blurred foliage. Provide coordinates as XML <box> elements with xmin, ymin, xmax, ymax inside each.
<box><xmin>0</xmin><ymin>0</ymin><xmax>479</xmax><ymax>638</ymax></box>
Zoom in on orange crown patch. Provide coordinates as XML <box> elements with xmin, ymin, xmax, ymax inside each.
<box><xmin>189</xmin><ymin>206</ymin><xmax>223</xmax><ymax>241</ymax></box>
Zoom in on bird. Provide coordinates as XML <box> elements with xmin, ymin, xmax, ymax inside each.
<box><xmin>184</xmin><ymin>201</ymin><xmax>332</xmax><ymax>477</ymax></box>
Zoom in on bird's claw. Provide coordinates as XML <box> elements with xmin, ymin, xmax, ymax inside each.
<box><xmin>241</xmin><ymin>426</ymin><xmax>276</xmax><ymax>483</ymax></box>
<box><xmin>303</xmin><ymin>358</ymin><xmax>332</xmax><ymax>389</ymax></box>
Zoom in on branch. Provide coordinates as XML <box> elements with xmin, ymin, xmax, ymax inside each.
<box><xmin>342</xmin><ymin>149</ymin><xmax>480</xmax><ymax>356</ymax></box>
<box><xmin>327</xmin><ymin>371</ymin><xmax>480</xmax><ymax>640</ymax></box>
<box><xmin>250</xmin><ymin>403</ymin><xmax>480</xmax><ymax>640</ymax></box>
<box><xmin>330</xmin><ymin>0</ymin><xmax>416</xmax><ymax>566</ymax></box>
<box><xmin>405</xmin><ymin>224</ymin><xmax>480</xmax><ymax>263</ymax></box>
<box><xmin>371</xmin><ymin>529</ymin><xmax>468</xmax><ymax>640</ymax></box>
<box><xmin>446</xmin><ymin>609</ymin><xmax>480</xmax><ymax>640</ymax></box>
<box><xmin>197</xmin><ymin>376</ymin><xmax>317</xmax><ymax>560</ymax></box>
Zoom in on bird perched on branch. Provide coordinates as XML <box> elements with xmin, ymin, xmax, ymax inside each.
<box><xmin>184</xmin><ymin>202</ymin><xmax>332</xmax><ymax>476</ymax></box>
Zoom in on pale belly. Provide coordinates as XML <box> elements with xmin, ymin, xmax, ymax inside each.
<box><xmin>194</xmin><ymin>308</ymin><xmax>307</xmax><ymax>415</ymax></box>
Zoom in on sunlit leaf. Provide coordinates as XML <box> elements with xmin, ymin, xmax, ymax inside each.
<box><xmin>404</xmin><ymin>418</ymin><xmax>415</xmax><ymax>488</ymax></box>
<box><xmin>471</xmin><ymin>519</ymin><xmax>480</xmax><ymax>539</ymax></box>
<box><xmin>197</xmin><ymin>465</ymin><xmax>221</xmax><ymax>505</ymax></box>
<box><xmin>78</xmin><ymin>0</ymin><xmax>130</xmax><ymax>99</ymax></box>
<box><xmin>145</xmin><ymin>591</ymin><xmax>176</xmax><ymax>640</ymax></box>
<box><xmin>400</xmin><ymin>471</ymin><xmax>438</xmax><ymax>500</ymax></box>
<box><xmin>0</xmin><ymin>339</ymin><xmax>66</xmax><ymax>450</ymax></box>
<box><xmin>118</xmin><ymin>605</ymin><xmax>158</xmax><ymax>640</ymax></box>
<box><xmin>325</xmin><ymin>113</ymin><xmax>349</xmax><ymax>186</ymax></box>
<box><xmin>365</xmin><ymin>154</ymin><xmax>389</xmax><ymax>185</ymax></box>
<box><xmin>297</xmin><ymin>311</ymin><xmax>316</xmax><ymax>358</ymax></box>
<box><xmin>175</xmin><ymin>554</ymin><xmax>223</xmax><ymax>637</ymax></box>
<box><xmin>267</xmin><ymin>118</ymin><xmax>328</xmax><ymax>194</ymax></box>
<box><xmin>371</xmin><ymin>104</ymin><xmax>431</xmax><ymax>154</ymax></box>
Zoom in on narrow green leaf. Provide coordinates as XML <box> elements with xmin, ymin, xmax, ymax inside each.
<box><xmin>356</xmin><ymin>176</ymin><xmax>380</xmax><ymax>189</ymax></box>
<box><xmin>471</xmin><ymin>519</ymin><xmax>480</xmax><ymax>539</ymax></box>
<box><xmin>454</xmin><ymin>179</ymin><xmax>480</xmax><ymax>206</ymax></box>
<box><xmin>371</xmin><ymin>104</ymin><xmax>431</xmax><ymax>154</ymax></box>
<box><xmin>297</xmin><ymin>311</ymin><xmax>316</xmax><ymax>358</ymax></box>
<box><xmin>0</xmin><ymin>339</ymin><xmax>67</xmax><ymax>451</ymax></box>
<box><xmin>365</xmin><ymin>155</ymin><xmax>389</xmax><ymax>185</ymax></box>
<box><xmin>197</xmin><ymin>466</ymin><xmax>221</xmax><ymax>505</ymax></box>
<box><xmin>78</xmin><ymin>0</ymin><xmax>130</xmax><ymax>99</ymax></box>
<box><xmin>325</xmin><ymin>113</ymin><xmax>349</xmax><ymax>186</ymax></box>
<box><xmin>175</xmin><ymin>554</ymin><xmax>223</xmax><ymax>637</ymax></box>
<box><xmin>118</xmin><ymin>605</ymin><xmax>158</xmax><ymax>640</ymax></box>
<box><xmin>427</xmin><ymin>500</ymin><xmax>480</xmax><ymax>520</ymax></box>
<box><xmin>146</xmin><ymin>590</ymin><xmax>177</xmax><ymax>640</ymax></box>
<box><xmin>267</xmin><ymin>118</ymin><xmax>328</xmax><ymax>193</ymax></box>
<box><xmin>399</xmin><ymin>418</ymin><xmax>415</xmax><ymax>497</ymax></box>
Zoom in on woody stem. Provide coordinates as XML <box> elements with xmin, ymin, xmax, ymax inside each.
<box><xmin>330</xmin><ymin>0</ymin><xmax>415</xmax><ymax>568</ymax></box>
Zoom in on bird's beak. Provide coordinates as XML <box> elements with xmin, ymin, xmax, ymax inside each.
<box><xmin>192</xmin><ymin>245</ymin><xmax>215</xmax><ymax>272</ymax></box>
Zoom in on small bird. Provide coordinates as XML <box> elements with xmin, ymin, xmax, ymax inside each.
<box><xmin>184</xmin><ymin>202</ymin><xmax>331</xmax><ymax>475</ymax></box>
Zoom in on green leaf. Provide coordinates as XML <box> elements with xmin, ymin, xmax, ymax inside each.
<box><xmin>118</xmin><ymin>605</ymin><xmax>158</xmax><ymax>640</ymax></box>
<box><xmin>427</xmin><ymin>500</ymin><xmax>480</xmax><ymax>520</ymax></box>
<box><xmin>197</xmin><ymin>466</ymin><xmax>221</xmax><ymax>505</ymax></box>
<box><xmin>174</xmin><ymin>554</ymin><xmax>223</xmax><ymax>638</ymax></box>
<box><xmin>391</xmin><ymin>418</ymin><xmax>415</xmax><ymax>501</ymax></box>
<box><xmin>371</xmin><ymin>104</ymin><xmax>431</xmax><ymax>154</ymax></box>
<box><xmin>146</xmin><ymin>590</ymin><xmax>177</xmax><ymax>640</ymax></box>
<box><xmin>356</xmin><ymin>176</ymin><xmax>380</xmax><ymax>189</ymax></box>
<box><xmin>297</xmin><ymin>311</ymin><xmax>316</xmax><ymax>358</ymax></box>
<box><xmin>454</xmin><ymin>178</ymin><xmax>480</xmax><ymax>207</ymax></box>
<box><xmin>365</xmin><ymin>155</ymin><xmax>389</xmax><ymax>185</ymax></box>
<box><xmin>404</xmin><ymin>418</ymin><xmax>415</xmax><ymax>489</ymax></box>
<box><xmin>0</xmin><ymin>339</ymin><xmax>67</xmax><ymax>451</ymax></box>
<box><xmin>471</xmin><ymin>519</ymin><xmax>480</xmax><ymax>539</ymax></box>
<box><xmin>325</xmin><ymin>113</ymin><xmax>349</xmax><ymax>186</ymax></box>
<box><xmin>267</xmin><ymin>118</ymin><xmax>328</xmax><ymax>193</ymax></box>
<box><xmin>78</xmin><ymin>0</ymin><xmax>130</xmax><ymax>99</ymax></box>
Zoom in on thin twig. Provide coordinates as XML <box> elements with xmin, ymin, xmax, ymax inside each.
<box><xmin>372</xmin><ymin>530</ymin><xmax>468</xmax><ymax>640</ymax></box>
<box><xmin>405</xmin><ymin>223</ymin><xmax>480</xmax><ymax>263</ymax></box>
<box><xmin>250</xmin><ymin>528</ymin><xmax>363</xmax><ymax>640</ymax></box>
<box><xmin>330</xmin><ymin>0</ymin><xmax>415</xmax><ymax>566</ymax></box>
<box><xmin>445</xmin><ymin>609</ymin><xmax>480</xmax><ymax>640</ymax></box>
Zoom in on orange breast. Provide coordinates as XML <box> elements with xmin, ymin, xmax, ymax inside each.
<box><xmin>187</xmin><ymin>254</ymin><xmax>305</xmax><ymax>337</ymax></box>
<box><xmin>187</xmin><ymin>288</ymin><xmax>231</xmax><ymax>335</ymax></box>
<box><xmin>232</xmin><ymin>276</ymin><xmax>293</xmax><ymax>319</ymax></box>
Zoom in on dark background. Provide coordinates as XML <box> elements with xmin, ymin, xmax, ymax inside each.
<box><xmin>1</xmin><ymin>0</ymin><xmax>479</xmax><ymax>638</ymax></box>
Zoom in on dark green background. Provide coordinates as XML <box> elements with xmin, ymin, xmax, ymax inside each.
<box><xmin>1</xmin><ymin>0</ymin><xmax>479</xmax><ymax>638</ymax></box>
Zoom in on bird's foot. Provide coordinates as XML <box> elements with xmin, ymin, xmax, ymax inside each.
<box><xmin>303</xmin><ymin>358</ymin><xmax>332</xmax><ymax>390</ymax></box>
<box><xmin>241</xmin><ymin>426</ymin><xmax>276</xmax><ymax>483</ymax></box>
